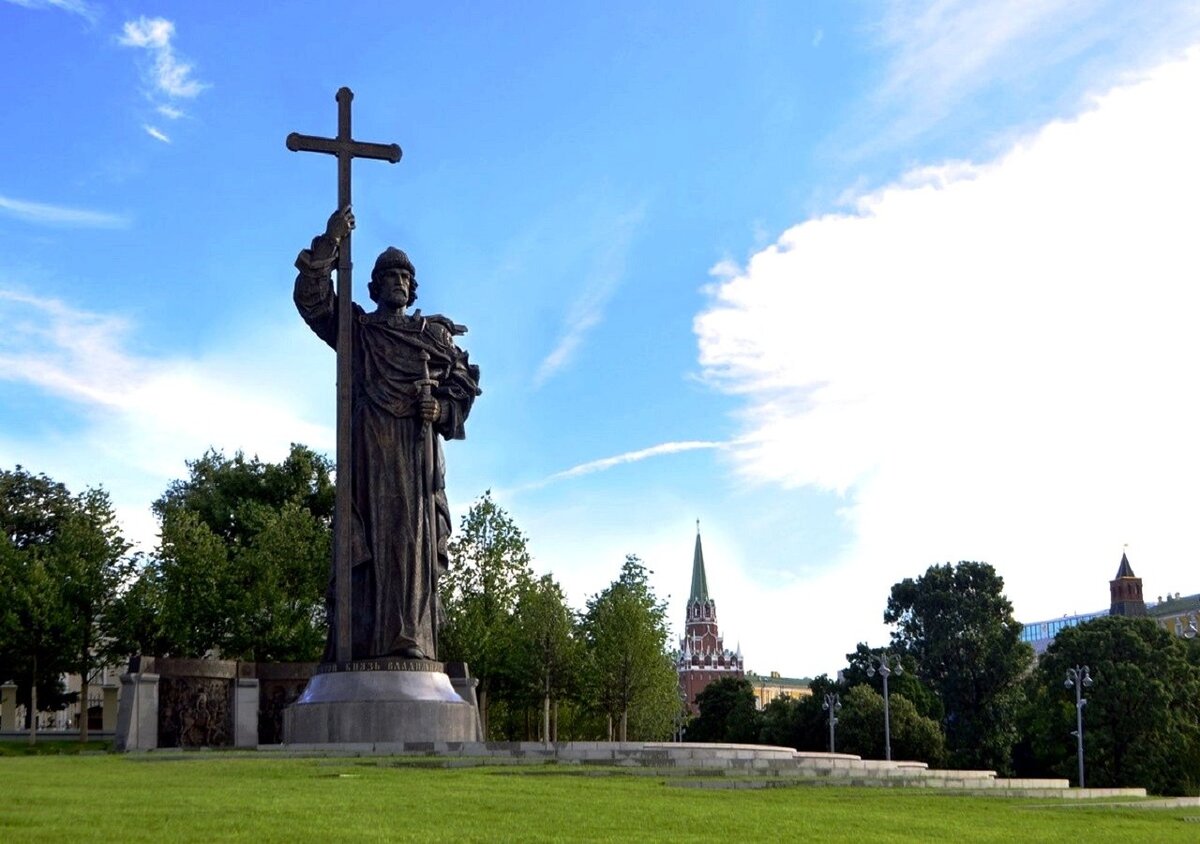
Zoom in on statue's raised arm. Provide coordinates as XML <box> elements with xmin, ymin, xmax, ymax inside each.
<box><xmin>293</xmin><ymin>207</ymin><xmax>358</xmax><ymax>349</ymax></box>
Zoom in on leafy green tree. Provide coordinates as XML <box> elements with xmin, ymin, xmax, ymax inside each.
<box><xmin>510</xmin><ymin>573</ymin><xmax>581</xmax><ymax>742</ymax></box>
<box><xmin>0</xmin><ymin>468</ymin><xmax>131</xmax><ymax>743</ymax></box>
<box><xmin>440</xmin><ymin>491</ymin><xmax>533</xmax><ymax>737</ymax></box>
<box><xmin>582</xmin><ymin>555</ymin><xmax>677</xmax><ymax>741</ymax></box>
<box><xmin>886</xmin><ymin>561</ymin><xmax>1032</xmax><ymax>772</ymax></box>
<box><xmin>758</xmin><ymin>694</ymin><xmax>802</xmax><ymax>748</ymax></box>
<box><xmin>1022</xmin><ymin>616</ymin><xmax>1200</xmax><ymax>796</ymax></box>
<box><xmin>841</xmin><ymin>642</ymin><xmax>943</xmax><ymax>722</ymax></box>
<box><xmin>687</xmin><ymin>676</ymin><xmax>761</xmax><ymax>744</ymax></box>
<box><xmin>152</xmin><ymin>446</ymin><xmax>334</xmax><ymax>545</ymax></box>
<box><xmin>108</xmin><ymin>446</ymin><xmax>333</xmax><ymax>662</ymax></box>
<box><xmin>0</xmin><ymin>540</ymin><xmax>72</xmax><ymax>743</ymax></box>
<box><xmin>755</xmin><ymin>674</ymin><xmax>858</xmax><ymax>752</ymax></box>
<box><xmin>835</xmin><ymin>684</ymin><xmax>946</xmax><ymax>765</ymax></box>
<box><xmin>54</xmin><ymin>488</ymin><xmax>133</xmax><ymax>741</ymax></box>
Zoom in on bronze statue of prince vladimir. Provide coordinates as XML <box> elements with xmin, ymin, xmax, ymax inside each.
<box><xmin>294</xmin><ymin>207</ymin><xmax>480</xmax><ymax>662</ymax></box>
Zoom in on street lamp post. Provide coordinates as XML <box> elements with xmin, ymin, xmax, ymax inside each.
<box><xmin>1064</xmin><ymin>665</ymin><xmax>1094</xmax><ymax>788</ymax></box>
<box><xmin>822</xmin><ymin>692</ymin><xmax>842</xmax><ymax>753</ymax></box>
<box><xmin>866</xmin><ymin>653</ymin><xmax>903</xmax><ymax>761</ymax></box>
<box><xmin>675</xmin><ymin>689</ymin><xmax>689</xmax><ymax>742</ymax></box>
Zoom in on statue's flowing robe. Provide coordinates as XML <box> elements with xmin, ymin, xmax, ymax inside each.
<box><xmin>294</xmin><ymin>241</ymin><xmax>479</xmax><ymax>660</ymax></box>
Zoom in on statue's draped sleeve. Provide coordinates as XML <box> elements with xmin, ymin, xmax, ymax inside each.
<box><xmin>293</xmin><ymin>233</ymin><xmax>342</xmax><ymax>350</ymax></box>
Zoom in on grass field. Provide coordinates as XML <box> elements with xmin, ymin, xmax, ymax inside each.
<box><xmin>1</xmin><ymin>753</ymin><xmax>1197</xmax><ymax>842</ymax></box>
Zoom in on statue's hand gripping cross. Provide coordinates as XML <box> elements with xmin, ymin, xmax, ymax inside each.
<box><xmin>287</xmin><ymin>87</ymin><xmax>401</xmax><ymax>664</ymax></box>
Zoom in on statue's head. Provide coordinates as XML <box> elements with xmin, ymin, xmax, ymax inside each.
<box><xmin>369</xmin><ymin>247</ymin><xmax>418</xmax><ymax>306</ymax></box>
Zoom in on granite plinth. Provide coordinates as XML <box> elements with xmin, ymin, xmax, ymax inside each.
<box><xmin>283</xmin><ymin>666</ymin><xmax>479</xmax><ymax>744</ymax></box>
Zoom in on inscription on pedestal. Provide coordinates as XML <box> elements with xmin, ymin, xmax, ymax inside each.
<box><xmin>315</xmin><ymin>659</ymin><xmax>445</xmax><ymax>674</ymax></box>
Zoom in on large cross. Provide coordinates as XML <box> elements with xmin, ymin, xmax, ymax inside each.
<box><xmin>287</xmin><ymin>87</ymin><xmax>402</xmax><ymax>664</ymax></box>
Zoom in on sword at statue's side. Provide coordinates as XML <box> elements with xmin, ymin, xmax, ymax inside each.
<box><xmin>416</xmin><ymin>351</ymin><xmax>440</xmax><ymax>658</ymax></box>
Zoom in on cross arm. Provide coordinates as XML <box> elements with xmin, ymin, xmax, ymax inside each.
<box><xmin>286</xmin><ymin>132</ymin><xmax>402</xmax><ymax>163</ymax></box>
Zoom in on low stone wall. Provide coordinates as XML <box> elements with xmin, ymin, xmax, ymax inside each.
<box><xmin>116</xmin><ymin>657</ymin><xmax>318</xmax><ymax>751</ymax></box>
<box><xmin>256</xmin><ymin>662</ymin><xmax>319</xmax><ymax>745</ymax></box>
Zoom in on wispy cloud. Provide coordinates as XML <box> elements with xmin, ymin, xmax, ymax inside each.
<box><xmin>537</xmin><ymin>441</ymin><xmax>728</xmax><ymax>487</ymax></box>
<box><xmin>534</xmin><ymin>205</ymin><xmax>645</xmax><ymax>387</ymax></box>
<box><xmin>143</xmin><ymin>125</ymin><xmax>171</xmax><ymax>143</ymax></box>
<box><xmin>0</xmin><ymin>194</ymin><xmax>129</xmax><ymax>228</ymax></box>
<box><xmin>4</xmin><ymin>0</ymin><xmax>98</xmax><ymax>22</ymax></box>
<box><xmin>0</xmin><ymin>288</ymin><xmax>331</xmax><ymax>549</ymax></box>
<box><xmin>851</xmin><ymin>1</ymin><xmax>1200</xmax><ymax>153</ymax></box>
<box><xmin>118</xmin><ymin>16</ymin><xmax>208</xmax><ymax>127</ymax></box>
<box><xmin>694</xmin><ymin>47</ymin><xmax>1200</xmax><ymax>670</ymax></box>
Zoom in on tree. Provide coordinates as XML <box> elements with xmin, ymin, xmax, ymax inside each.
<box><xmin>758</xmin><ymin>694</ymin><xmax>802</xmax><ymax>748</ymax></box>
<box><xmin>510</xmin><ymin>573</ymin><xmax>581</xmax><ymax>742</ymax></box>
<box><xmin>841</xmin><ymin>642</ymin><xmax>943</xmax><ymax>722</ymax></box>
<box><xmin>885</xmin><ymin>561</ymin><xmax>1032</xmax><ymax>772</ymax></box>
<box><xmin>687</xmin><ymin>676</ymin><xmax>761</xmax><ymax>744</ymax></box>
<box><xmin>439</xmin><ymin>491</ymin><xmax>533</xmax><ymax>737</ymax></box>
<box><xmin>581</xmin><ymin>555</ymin><xmax>678</xmax><ymax>741</ymax></box>
<box><xmin>54</xmin><ymin>488</ymin><xmax>133</xmax><ymax>741</ymax></box>
<box><xmin>0</xmin><ymin>541</ymin><xmax>72</xmax><ymax>744</ymax></box>
<box><xmin>0</xmin><ymin>467</ymin><xmax>131</xmax><ymax>743</ymax></box>
<box><xmin>835</xmin><ymin>684</ymin><xmax>946</xmax><ymax>765</ymax></box>
<box><xmin>758</xmin><ymin>672</ymin><xmax>844</xmax><ymax>753</ymax></box>
<box><xmin>107</xmin><ymin>446</ymin><xmax>333</xmax><ymax>662</ymax></box>
<box><xmin>1022</xmin><ymin>616</ymin><xmax>1200</xmax><ymax>796</ymax></box>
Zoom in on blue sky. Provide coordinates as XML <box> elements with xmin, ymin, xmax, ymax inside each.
<box><xmin>4</xmin><ymin>1</ymin><xmax>1200</xmax><ymax>677</ymax></box>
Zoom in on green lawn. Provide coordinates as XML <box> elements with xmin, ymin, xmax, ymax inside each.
<box><xmin>0</xmin><ymin>755</ymin><xmax>1195</xmax><ymax>842</ymax></box>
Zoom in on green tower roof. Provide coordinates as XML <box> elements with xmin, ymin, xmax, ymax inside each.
<box><xmin>690</xmin><ymin>522</ymin><xmax>709</xmax><ymax>602</ymax></box>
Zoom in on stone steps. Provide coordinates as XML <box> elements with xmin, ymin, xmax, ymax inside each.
<box><xmin>264</xmin><ymin>740</ymin><xmax>1150</xmax><ymax>800</ymax></box>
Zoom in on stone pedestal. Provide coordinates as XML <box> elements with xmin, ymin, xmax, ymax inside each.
<box><xmin>233</xmin><ymin>678</ymin><xmax>260</xmax><ymax>748</ymax></box>
<box><xmin>1</xmin><ymin>682</ymin><xmax>16</xmax><ymax>731</ymax></box>
<box><xmin>101</xmin><ymin>685</ymin><xmax>119</xmax><ymax>733</ymax></box>
<box><xmin>115</xmin><ymin>672</ymin><xmax>160</xmax><ymax>751</ymax></box>
<box><xmin>283</xmin><ymin>661</ymin><xmax>479</xmax><ymax>744</ymax></box>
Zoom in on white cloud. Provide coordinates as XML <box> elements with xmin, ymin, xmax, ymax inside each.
<box><xmin>156</xmin><ymin>104</ymin><xmax>184</xmax><ymax>120</ymax></box>
<box><xmin>858</xmin><ymin>1</ymin><xmax>1200</xmax><ymax>151</ymax></box>
<box><xmin>695</xmin><ymin>47</ymin><xmax>1200</xmax><ymax>673</ymax></box>
<box><xmin>0</xmin><ymin>289</ymin><xmax>332</xmax><ymax>551</ymax></box>
<box><xmin>527</xmin><ymin>441</ymin><xmax>728</xmax><ymax>489</ymax></box>
<box><xmin>143</xmin><ymin>125</ymin><xmax>170</xmax><ymax>143</ymax></box>
<box><xmin>4</xmin><ymin>0</ymin><xmax>97</xmax><ymax>21</ymax></box>
<box><xmin>534</xmin><ymin>206</ymin><xmax>644</xmax><ymax>387</ymax></box>
<box><xmin>0</xmin><ymin>194</ymin><xmax>129</xmax><ymax>228</ymax></box>
<box><xmin>118</xmin><ymin>16</ymin><xmax>208</xmax><ymax>112</ymax></box>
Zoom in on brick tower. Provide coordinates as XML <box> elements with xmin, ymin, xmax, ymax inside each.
<box><xmin>677</xmin><ymin>522</ymin><xmax>743</xmax><ymax>713</ymax></box>
<box><xmin>1109</xmin><ymin>550</ymin><xmax>1146</xmax><ymax>617</ymax></box>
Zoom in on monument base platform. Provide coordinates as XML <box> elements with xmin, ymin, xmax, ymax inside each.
<box><xmin>283</xmin><ymin>662</ymin><xmax>480</xmax><ymax>744</ymax></box>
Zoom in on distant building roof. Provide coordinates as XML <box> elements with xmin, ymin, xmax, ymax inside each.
<box><xmin>1114</xmin><ymin>551</ymin><xmax>1136</xmax><ymax>579</ymax></box>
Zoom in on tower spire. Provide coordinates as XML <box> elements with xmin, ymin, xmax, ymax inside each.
<box><xmin>690</xmin><ymin>521</ymin><xmax>709</xmax><ymax>602</ymax></box>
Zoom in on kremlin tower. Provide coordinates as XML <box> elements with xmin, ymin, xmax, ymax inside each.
<box><xmin>676</xmin><ymin>522</ymin><xmax>743</xmax><ymax>713</ymax></box>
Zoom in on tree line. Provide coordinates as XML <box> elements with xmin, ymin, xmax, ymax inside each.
<box><xmin>4</xmin><ymin>451</ymin><xmax>1199</xmax><ymax>795</ymax></box>
<box><xmin>0</xmin><ymin>448</ymin><xmax>679</xmax><ymax>743</ymax></box>
<box><xmin>686</xmin><ymin>560</ymin><xmax>1200</xmax><ymax>796</ymax></box>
